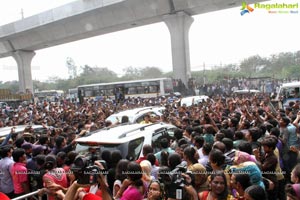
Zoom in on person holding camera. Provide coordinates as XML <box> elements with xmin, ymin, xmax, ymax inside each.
<box><xmin>62</xmin><ymin>160</ymin><xmax>113</xmax><ymax>200</ymax></box>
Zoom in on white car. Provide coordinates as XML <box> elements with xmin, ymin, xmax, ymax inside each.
<box><xmin>0</xmin><ymin>125</ymin><xmax>46</xmax><ymax>138</ymax></box>
<box><xmin>105</xmin><ymin>106</ymin><xmax>165</xmax><ymax>124</ymax></box>
<box><xmin>233</xmin><ymin>89</ymin><xmax>261</xmax><ymax>94</ymax></box>
<box><xmin>180</xmin><ymin>95</ymin><xmax>210</xmax><ymax>107</ymax></box>
<box><xmin>75</xmin><ymin>122</ymin><xmax>177</xmax><ymax>161</ymax></box>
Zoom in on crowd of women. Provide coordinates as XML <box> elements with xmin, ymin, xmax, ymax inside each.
<box><xmin>0</xmin><ymin>92</ymin><xmax>300</xmax><ymax>200</ymax></box>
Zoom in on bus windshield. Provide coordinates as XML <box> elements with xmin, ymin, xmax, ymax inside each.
<box><xmin>77</xmin><ymin>78</ymin><xmax>173</xmax><ymax>103</ymax></box>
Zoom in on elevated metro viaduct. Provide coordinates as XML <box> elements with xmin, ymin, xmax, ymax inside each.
<box><xmin>0</xmin><ymin>0</ymin><xmax>265</xmax><ymax>93</ymax></box>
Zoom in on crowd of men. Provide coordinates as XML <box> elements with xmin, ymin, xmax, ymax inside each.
<box><xmin>0</xmin><ymin>92</ymin><xmax>300</xmax><ymax>200</ymax></box>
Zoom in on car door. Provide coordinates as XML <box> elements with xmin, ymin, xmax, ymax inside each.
<box><xmin>151</xmin><ymin>127</ymin><xmax>176</xmax><ymax>153</ymax></box>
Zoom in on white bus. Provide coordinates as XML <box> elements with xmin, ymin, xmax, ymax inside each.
<box><xmin>68</xmin><ymin>88</ymin><xmax>78</xmax><ymax>102</ymax></box>
<box><xmin>34</xmin><ymin>90</ymin><xmax>64</xmax><ymax>102</ymax></box>
<box><xmin>276</xmin><ymin>81</ymin><xmax>300</xmax><ymax>108</ymax></box>
<box><xmin>77</xmin><ymin>78</ymin><xmax>173</xmax><ymax>102</ymax></box>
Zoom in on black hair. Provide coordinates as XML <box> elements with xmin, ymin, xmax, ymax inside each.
<box><xmin>39</xmin><ymin>134</ymin><xmax>49</xmax><ymax>145</ymax></box>
<box><xmin>220</xmin><ymin>129</ymin><xmax>234</xmax><ymax>140</ymax></box>
<box><xmin>270</xmin><ymin>127</ymin><xmax>280</xmax><ymax>138</ymax></box>
<box><xmin>45</xmin><ymin>154</ymin><xmax>57</xmax><ymax>170</ymax></box>
<box><xmin>268</xmin><ymin>119</ymin><xmax>278</xmax><ymax>129</ymax></box>
<box><xmin>168</xmin><ymin>153</ymin><xmax>181</xmax><ymax>170</ymax></box>
<box><xmin>193</xmin><ymin>126</ymin><xmax>203</xmax><ymax>135</ymax></box>
<box><xmin>209</xmin><ymin>149</ymin><xmax>225</xmax><ymax>167</ymax></box>
<box><xmin>35</xmin><ymin>154</ymin><xmax>46</xmax><ymax>166</ymax></box>
<box><xmin>222</xmin><ymin>138</ymin><xmax>234</xmax><ymax>151</ymax></box>
<box><xmin>160</xmin><ymin>138</ymin><xmax>169</xmax><ymax>149</ymax></box>
<box><xmin>248</xmin><ymin>128</ymin><xmax>261</xmax><ymax>142</ymax></box>
<box><xmin>245</xmin><ymin>185</ymin><xmax>267</xmax><ymax>200</ymax></box>
<box><xmin>215</xmin><ymin>132</ymin><xmax>225</xmax><ymax>142</ymax></box>
<box><xmin>234</xmin><ymin>173</ymin><xmax>251</xmax><ymax>190</ymax></box>
<box><xmin>261</xmin><ymin>136</ymin><xmax>277</xmax><ymax>150</ymax></box>
<box><xmin>115</xmin><ymin>159</ymin><xmax>129</xmax><ymax>182</ymax></box>
<box><xmin>234</xmin><ymin>131</ymin><xmax>244</xmax><ymax>140</ymax></box>
<box><xmin>174</xmin><ymin>129</ymin><xmax>183</xmax><ymax>141</ymax></box>
<box><xmin>55</xmin><ymin>136</ymin><xmax>65</xmax><ymax>148</ymax></box>
<box><xmin>183</xmin><ymin>146</ymin><xmax>198</xmax><ymax>164</ymax></box>
<box><xmin>15</xmin><ymin>138</ymin><xmax>24</xmax><ymax>148</ymax></box>
<box><xmin>230</xmin><ymin>117</ymin><xmax>239</xmax><ymax>127</ymax></box>
<box><xmin>194</xmin><ymin>135</ymin><xmax>204</xmax><ymax>147</ymax></box>
<box><xmin>202</xmin><ymin>143</ymin><xmax>212</xmax><ymax>155</ymax></box>
<box><xmin>12</xmin><ymin>148</ymin><xmax>25</xmax><ymax>162</ymax></box>
<box><xmin>184</xmin><ymin>126</ymin><xmax>193</xmax><ymax>136</ymax></box>
<box><xmin>121</xmin><ymin>115</ymin><xmax>129</xmax><ymax>123</ymax></box>
<box><xmin>111</xmin><ymin>150</ymin><xmax>122</xmax><ymax>167</ymax></box>
<box><xmin>238</xmin><ymin>141</ymin><xmax>253</xmax><ymax>155</ymax></box>
<box><xmin>142</xmin><ymin>144</ymin><xmax>153</xmax><ymax>156</ymax></box>
<box><xmin>178</xmin><ymin>138</ymin><xmax>188</xmax><ymax>147</ymax></box>
<box><xmin>146</xmin><ymin>153</ymin><xmax>156</xmax><ymax>166</ymax></box>
<box><xmin>281</xmin><ymin>117</ymin><xmax>290</xmax><ymax>126</ymax></box>
<box><xmin>160</xmin><ymin>151</ymin><xmax>169</xmax><ymax>167</ymax></box>
<box><xmin>126</xmin><ymin>161</ymin><xmax>143</xmax><ymax>187</ymax></box>
<box><xmin>65</xmin><ymin>151</ymin><xmax>78</xmax><ymax>166</ymax></box>
<box><xmin>0</xmin><ymin>145</ymin><xmax>12</xmax><ymax>158</ymax></box>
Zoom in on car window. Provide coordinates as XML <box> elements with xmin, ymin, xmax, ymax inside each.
<box><xmin>151</xmin><ymin>128</ymin><xmax>175</xmax><ymax>153</ymax></box>
<box><xmin>127</xmin><ymin>137</ymin><xmax>144</xmax><ymax>161</ymax></box>
<box><xmin>136</xmin><ymin>115</ymin><xmax>144</xmax><ymax>123</ymax></box>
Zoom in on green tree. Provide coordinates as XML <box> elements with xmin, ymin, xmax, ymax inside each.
<box><xmin>122</xmin><ymin>66</ymin><xmax>141</xmax><ymax>80</ymax></box>
<box><xmin>239</xmin><ymin>55</ymin><xmax>266</xmax><ymax>74</ymax></box>
<box><xmin>140</xmin><ymin>67</ymin><xmax>163</xmax><ymax>79</ymax></box>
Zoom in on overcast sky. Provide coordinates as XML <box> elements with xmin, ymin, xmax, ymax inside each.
<box><xmin>0</xmin><ymin>0</ymin><xmax>299</xmax><ymax>82</ymax></box>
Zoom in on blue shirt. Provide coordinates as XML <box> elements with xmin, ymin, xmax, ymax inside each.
<box><xmin>0</xmin><ymin>157</ymin><xmax>14</xmax><ymax>193</ymax></box>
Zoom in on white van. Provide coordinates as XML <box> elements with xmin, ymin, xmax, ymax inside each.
<box><xmin>75</xmin><ymin>122</ymin><xmax>177</xmax><ymax>161</ymax></box>
<box><xmin>276</xmin><ymin>82</ymin><xmax>300</xmax><ymax>108</ymax></box>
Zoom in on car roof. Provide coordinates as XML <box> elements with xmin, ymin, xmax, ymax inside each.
<box><xmin>180</xmin><ymin>95</ymin><xmax>210</xmax><ymax>106</ymax></box>
<box><xmin>112</xmin><ymin>106</ymin><xmax>164</xmax><ymax>116</ymax></box>
<box><xmin>0</xmin><ymin>125</ymin><xmax>44</xmax><ymax>138</ymax></box>
<box><xmin>106</xmin><ymin>106</ymin><xmax>165</xmax><ymax>123</ymax></box>
<box><xmin>281</xmin><ymin>82</ymin><xmax>300</xmax><ymax>88</ymax></box>
<box><xmin>233</xmin><ymin>89</ymin><xmax>261</xmax><ymax>94</ymax></box>
<box><xmin>76</xmin><ymin>122</ymin><xmax>175</xmax><ymax>145</ymax></box>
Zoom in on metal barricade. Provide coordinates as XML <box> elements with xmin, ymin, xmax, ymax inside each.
<box><xmin>12</xmin><ymin>190</ymin><xmax>42</xmax><ymax>200</ymax></box>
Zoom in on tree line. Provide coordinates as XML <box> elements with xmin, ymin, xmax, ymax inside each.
<box><xmin>1</xmin><ymin>50</ymin><xmax>299</xmax><ymax>93</ymax></box>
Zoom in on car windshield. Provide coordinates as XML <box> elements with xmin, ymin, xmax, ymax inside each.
<box><xmin>105</xmin><ymin>115</ymin><xmax>134</xmax><ymax>123</ymax></box>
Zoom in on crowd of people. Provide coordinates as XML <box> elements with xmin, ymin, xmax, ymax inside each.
<box><xmin>0</xmin><ymin>91</ymin><xmax>300</xmax><ymax>200</ymax></box>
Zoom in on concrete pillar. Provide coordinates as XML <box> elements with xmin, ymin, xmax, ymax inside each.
<box><xmin>12</xmin><ymin>50</ymin><xmax>35</xmax><ymax>93</ymax></box>
<box><xmin>163</xmin><ymin>11</ymin><xmax>194</xmax><ymax>88</ymax></box>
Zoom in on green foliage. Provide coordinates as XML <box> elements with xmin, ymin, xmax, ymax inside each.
<box><xmin>1</xmin><ymin>50</ymin><xmax>299</xmax><ymax>92</ymax></box>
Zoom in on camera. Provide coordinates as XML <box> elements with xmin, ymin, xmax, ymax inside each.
<box><xmin>159</xmin><ymin>164</ymin><xmax>194</xmax><ymax>199</ymax></box>
<box><xmin>71</xmin><ymin>155</ymin><xmax>107</xmax><ymax>185</ymax></box>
